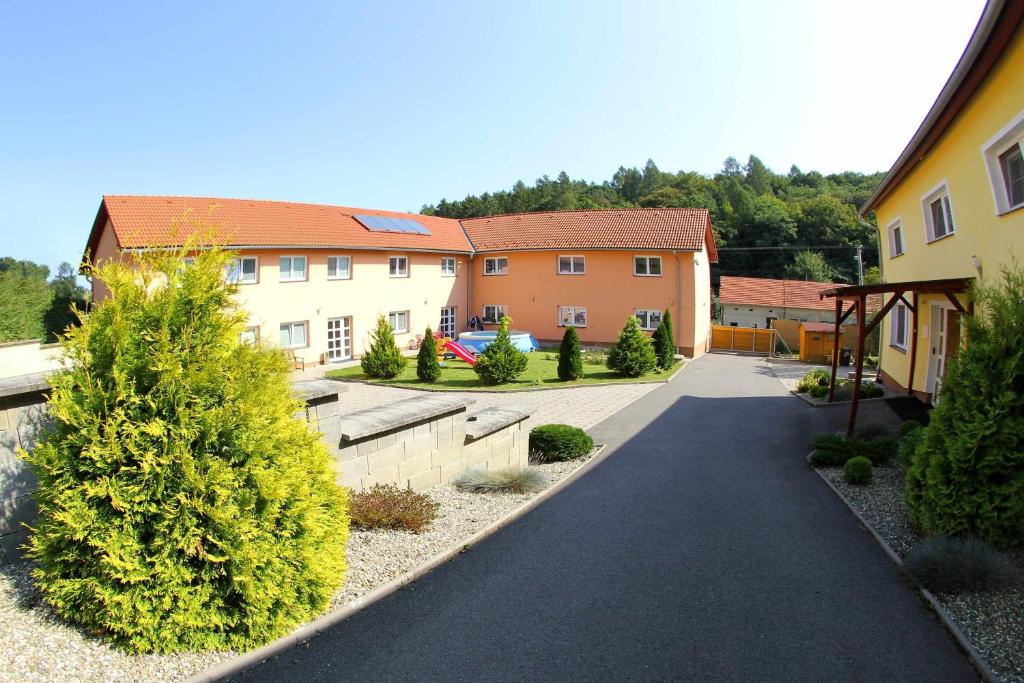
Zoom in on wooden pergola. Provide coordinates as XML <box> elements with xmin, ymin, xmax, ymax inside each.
<box><xmin>819</xmin><ymin>277</ymin><xmax>972</xmax><ymax>434</ymax></box>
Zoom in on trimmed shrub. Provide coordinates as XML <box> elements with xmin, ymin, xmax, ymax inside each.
<box><xmin>606</xmin><ymin>316</ymin><xmax>657</xmax><ymax>377</ymax></box>
<box><xmin>808</xmin><ymin>434</ymin><xmax>896</xmax><ymax>467</ymax></box>
<box><xmin>529</xmin><ymin>424</ymin><xmax>593</xmax><ymax>462</ymax></box>
<box><xmin>362</xmin><ymin>315</ymin><xmax>407</xmax><ymax>379</ymax></box>
<box><xmin>557</xmin><ymin>326</ymin><xmax>583</xmax><ymax>381</ymax></box>
<box><xmin>808</xmin><ymin>384</ymin><xmax>829</xmax><ymax>399</ymax></box>
<box><xmin>905</xmin><ymin>266</ymin><xmax>1024</xmax><ymax>548</ymax></box>
<box><xmin>842</xmin><ymin>456</ymin><xmax>873</xmax><ymax>485</ymax></box>
<box><xmin>905</xmin><ymin>537</ymin><xmax>1018</xmax><ymax>593</ymax></box>
<box><xmin>474</xmin><ymin>317</ymin><xmax>528</xmax><ymax>385</ymax></box>
<box><xmin>796</xmin><ymin>369</ymin><xmax>830</xmax><ymax>393</ymax></box>
<box><xmin>454</xmin><ymin>468</ymin><xmax>545</xmax><ymax>494</ymax></box>
<box><xmin>349</xmin><ymin>484</ymin><xmax>439</xmax><ymax>534</ymax></box>
<box><xmin>899</xmin><ymin>420</ymin><xmax>924</xmax><ymax>437</ymax></box>
<box><xmin>416</xmin><ymin>326</ymin><xmax>441</xmax><ymax>383</ymax></box>
<box><xmin>24</xmin><ymin>242</ymin><xmax>348</xmax><ymax>654</ymax></box>
<box><xmin>661</xmin><ymin>308</ymin><xmax>675</xmax><ymax>359</ymax></box>
<box><xmin>651</xmin><ymin>311</ymin><xmax>675</xmax><ymax>370</ymax></box>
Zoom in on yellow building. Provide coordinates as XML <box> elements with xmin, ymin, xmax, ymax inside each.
<box><xmin>851</xmin><ymin>0</ymin><xmax>1023</xmax><ymax>404</ymax></box>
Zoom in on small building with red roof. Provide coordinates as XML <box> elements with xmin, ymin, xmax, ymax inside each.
<box><xmin>718</xmin><ymin>276</ymin><xmax>854</xmax><ymax>329</ymax></box>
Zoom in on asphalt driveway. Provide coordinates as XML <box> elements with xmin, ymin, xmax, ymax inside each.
<box><xmin>238</xmin><ymin>353</ymin><xmax>974</xmax><ymax>682</ymax></box>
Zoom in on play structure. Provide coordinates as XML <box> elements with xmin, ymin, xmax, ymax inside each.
<box><xmin>443</xmin><ymin>340</ymin><xmax>478</xmax><ymax>365</ymax></box>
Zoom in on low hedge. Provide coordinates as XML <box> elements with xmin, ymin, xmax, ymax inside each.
<box><xmin>529</xmin><ymin>424</ymin><xmax>594</xmax><ymax>462</ymax></box>
<box><xmin>808</xmin><ymin>434</ymin><xmax>897</xmax><ymax>467</ymax></box>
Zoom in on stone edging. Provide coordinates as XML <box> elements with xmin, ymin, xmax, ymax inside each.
<box><xmin>789</xmin><ymin>390</ymin><xmax>890</xmax><ymax>407</ymax></box>
<box><xmin>325</xmin><ymin>360</ymin><xmax>689</xmax><ymax>394</ymax></box>
<box><xmin>185</xmin><ymin>443</ymin><xmax>611</xmax><ymax>683</ymax></box>
<box><xmin>812</xmin><ymin>464</ymin><xmax>998</xmax><ymax>683</ymax></box>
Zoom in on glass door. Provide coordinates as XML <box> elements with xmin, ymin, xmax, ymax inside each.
<box><xmin>327</xmin><ymin>317</ymin><xmax>352</xmax><ymax>362</ymax></box>
<box><xmin>439</xmin><ymin>307</ymin><xmax>456</xmax><ymax>339</ymax></box>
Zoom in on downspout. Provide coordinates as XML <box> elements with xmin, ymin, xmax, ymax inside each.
<box><xmin>673</xmin><ymin>250</ymin><xmax>682</xmax><ymax>354</ymax></box>
<box><xmin>457</xmin><ymin>220</ymin><xmax>477</xmax><ymax>332</ymax></box>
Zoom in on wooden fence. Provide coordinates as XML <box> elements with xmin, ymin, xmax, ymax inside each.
<box><xmin>710</xmin><ymin>325</ymin><xmax>775</xmax><ymax>354</ymax></box>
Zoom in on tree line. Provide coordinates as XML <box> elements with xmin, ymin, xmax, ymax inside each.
<box><xmin>422</xmin><ymin>156</ymin><xmax>885</xmax><ymax>284</ymax></box>
<box><xmin>0</xmin><ymin>259</ymin><xmax>89</xmax><ymax>343</ymax></box>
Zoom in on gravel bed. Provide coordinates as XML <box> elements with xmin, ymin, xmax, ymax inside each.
<box><xmin>820</xmin><ymin>465</ymin><xmax>1024</xmax><ymax>683</ymax></box>
<box><xmin>0</xmin><ymin>452</ymin><xmax>597</xmax><ymax>683</ymax></box>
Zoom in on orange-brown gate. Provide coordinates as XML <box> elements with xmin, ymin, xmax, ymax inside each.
<box><xmin>710</xmin><ymin>325</ymin><xmax>774</xmax><ymax>354</ymax></box>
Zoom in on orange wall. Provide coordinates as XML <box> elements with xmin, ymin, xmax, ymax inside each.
<box><xmin>470</xmin><ymin>250</ymin><xmax>709</xmax><ymax>355</ymax></box>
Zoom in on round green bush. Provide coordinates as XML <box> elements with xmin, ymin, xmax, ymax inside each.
<box><xmin>843</xmin><ymin>456</ymin><xmax>873</xmax><ymax>485</ymax></box>
<box><xmin>474</xmin><ymin>317</ymin><xmax>528</xmax><ymax>385</ymax></box>
<box><xmin>529</xmin><ymin>424</ymin><xmax>594</xmax><ymax>462</ymax></box>
<box><xmin>606</xmin><ymin>316</ymin><xmax>656</xmax><ymax>377</ymax></box>
<box><xmin>900</xmin><ymin>420</ymin><xmax>923</xmax><ymax>437</ymax></box>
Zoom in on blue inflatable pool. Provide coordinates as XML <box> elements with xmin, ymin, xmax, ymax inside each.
<box><xmin>457</xmin><ymin>330</ymin><xmax>540</xmax><ymax>353</ymax></box>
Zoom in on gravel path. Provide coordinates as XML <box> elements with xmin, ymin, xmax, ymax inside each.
<box><xmin>820</xmin><ymin>465</ymin><xmax>1024</xmax><ymax>683</ymax></box>
<box><xmin>0</xmin><ymin>453</ymin><xmax>596</xmax><ymax>683</ymax></box>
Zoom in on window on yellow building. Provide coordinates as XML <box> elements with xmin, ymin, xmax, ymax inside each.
<box><xmin>890</xmin><ymin>302</ymin><xmax>908</xmax><ymax>351</ymax></box>
<box><xmin>922</xmin><ymin>183</ymin><xmax>955</xmax><ymax>242</ymax></box>
<box><xmin>887</xmin><ymin>219</ymin><xmax>904</xmax><ymax>257</ymax></box>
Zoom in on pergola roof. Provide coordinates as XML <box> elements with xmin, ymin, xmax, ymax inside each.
<box><xmin>819</xmin><ymin>278</ymin><xmax>972</xmax><ymax>300</ymax></box>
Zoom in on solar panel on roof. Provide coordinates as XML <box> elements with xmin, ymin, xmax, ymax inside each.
<box><xmin>353</xmin><ymin>213</ymin><xmax>431</xmax><ymax>235</ymax></box>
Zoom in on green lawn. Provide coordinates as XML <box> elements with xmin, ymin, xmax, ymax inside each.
<box><xmin>326</xmin><ymin>352</ymin><xmax>682</xmax><ymax>392</ymax></box>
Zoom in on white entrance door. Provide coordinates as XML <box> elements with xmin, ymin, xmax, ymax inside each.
<box><xmin>326</xmin><ymin>317</ymin><xmax>352</xmax><ymax>362</ymax></box>
<box><xmin>439</xmin><ymin>307</ymin><xmax>456</xmax><ymax>339</ymax></box>
<box><xmin>927</xmin><ymin>304</ymin><xmax>961</xmax><ymax>403</ymax></box>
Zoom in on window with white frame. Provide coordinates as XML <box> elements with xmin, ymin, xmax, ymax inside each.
<box><xmin>226</xmin><ymin>256</ymin><xmax>258</xmax><ymax>284</ymax></box>
<box><xmin>279</xmin><ymin>256</ymin><xmax>307</xmax><ymax>282</ymax></box>
<box><xmin>389</xmin><ymin>256</ymin><xmax>408</xmax><ymax>278</ymax></box>
<box><xmin>890</xmin><ymin>302</ymin><xmax>909</xmax><ymax>350</ymax></box>
<box><xmin>558</xmin><ymin>255</ymin><xmax>585</xmax><ymax>274</ymax></box>
<box><xmin>634</xmin><ymin>308</ymin><xmax>663</xmax><ymax>331</ymax></box>
<box><xmin>887</xmin><ymin>219</ymin><xmax>904</xmax><ymax>257</ymax></box>
<box><xmin>441</xmin><ymin>257</ymin><xmax>456</xmax><ymax>276</ymax></box>
<box><xmin>482</xmin><ymin>304</ymin><xmax>507</xmax><ymax>323</ymax></box>
<box><xmin>634</xmin><ymin>255</ymin><xmax>663</xmax><ymax>276</ymax></box>
<box><xmin>439</xmin><ymin>306</ymin><xmax>456</xmax><ymax>338</ymax></box>
<box><xmin>279</xmin><ymin>321</ymin><xmax>307</xmax><ymax>348</ymax></box>
<box><xmin>557</xmin><ymin>305</ymin><xmax>588</xmax><ymax>328</ymax></box>
<box><xmin>388</xmin><ymin>310</ymin><xmax>409</xmax><ymax>333</ymax></box>
<box><xmin>483</xmin><ymin>257</ymin><xmax>509</xmax><ymax>275</ymax></box>
<box><xmin>922</xmin><ymin>184</ymin><xmax>956</xmax><ymax>242</ymax></box>
<box><xmin>327</xmin><ymin>255</ymin><xmax>351</xmax><ymax>280</ymax></box>
<box><xmin>239</xmin><ymin>326</ymin><xmax>259</xmax><ymax>345</ymax></box>
<box><xmin>981</xmin><ymin>109</ymin><xmax>1024</xmax><ymax>214</ymax></box>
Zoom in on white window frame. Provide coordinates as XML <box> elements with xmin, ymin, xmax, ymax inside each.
<box><xmin>279</xmin><ymin>321</ymin><xmax>308</xmax><ymax>349</ymax></box>
<box><xmin>389</xmin><ymin>256</ymin><xmax>409</xmax><ymax>278</ymax></box>
<box><xmin>981</xmin><ymin>108</ymin><xmax>1024</xmax><ymax>215</ymax></box>
<box><xmin>557</xmin><ymin>255</ymin><xmax>586</xmax><ymax>275</ymax></box>
<box><xmin>634</xmin><ymin>255</ymin><xmax>663</xmax><ymax>277</ymax></box>
<box><xmin>482</xmin><ymin>304</ymin><xmax>507</xmax><ymax>323</ymax></box>
<box><xmin>634</xmin><ymin>308</ymin><xmax>663</xmax><ymax>331</ymax></box>
<box><xmin>557</xmin><ymin>305</ymin><xmax>588</xmax><ymax>328</ymax></box>
<box><xmin>886</xmin><ymin>217</ymin><xmax>905</xmax><ymax>257</ymax></box>
<box><xmin>890</xmin><ymin>301</ymin><xmax>909</xmax><ymax>351</ymax></box>
<box><xmin>920</xmin><ymin>181</ymin><xmax>956</xmax><ymax>243</ymax></box>
<box><xmin>327</xmin><ymin>255</ymin><xmax>352</xmax><ymax>280</ymax></box>
<box><xmin>483</xmin><ymin>257</ymin><xmax>509</xmax><ymax>276</ymax></box>
<box><xmin>239</xmin><ymin>326</ymin><xmax>259</xmax><ymax>345</ymax></box>
<box><xmin>388</xmin><ymin>310</ymin><xmax>409</xmax><ymax>334</ymax></box>
<box><xmin>439</xmin><ymin>306</ymin><xmax>457</xmax><ymax>338</ymax></box>
<box><xmin>440</xmin><ymin>257</ymin><xmax>457</xmax><ymax>277</ymax></box>
<box><xmin>227</xmin><ymin>256</ymin><xmax>258</xmax><ymax>284</ymax></box>
<box><xmin>279</xmin><ymin>255</ymin><xmax>307</xmax><ymax>282</ymax></box>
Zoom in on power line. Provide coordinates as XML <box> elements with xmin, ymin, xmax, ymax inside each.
<box><xmin>717</xmin><ymin>245</ymin><xmax>877</xmax><ymax>252</ymax></box>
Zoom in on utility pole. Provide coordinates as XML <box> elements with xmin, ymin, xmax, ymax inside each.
<box><xmin>855</xmin><ymin>244</ymin><xmax>864</xmax><ymax>285</ymax></box>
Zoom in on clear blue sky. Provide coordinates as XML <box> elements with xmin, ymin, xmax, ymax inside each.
<box><xmin>0</xmin><ymin>0</ymin><xmax>986</xmax><ymax>275</ymax></box>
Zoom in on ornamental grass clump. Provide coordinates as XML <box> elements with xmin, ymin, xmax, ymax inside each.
<box><xmin>23</xmin><ymin>239</ymin><xmax>349</xmax><ymax>654</ymax></box>
<box><xmin>361</xmin><ymin>315</ymin><xmax>407</xmax><ymax>379</ymax></box>
<box><xmin>416</xmin><ymin>326</ymin><xmax>441</xmax><ymax>383</ymax></box>
<box><xmin>607</xmin><ymin>316</ymin><xmax>657</xmax><ymax>377</ymax></box>
<box><xmin>454</xmin><ymin>467</ymin><xmax>545</xmax><ymax>494</ymax></box>
<box><xmin>904</xmin><ymin>537</ymin><xmax>1018</xmax><ymax>593</ymax></box>
<box><xmin>474</xmin><ymin>317</ymin><xmax>528</xmax><ymax>385</ymax></box>
<box><xmin>557</xmin><ymin>326</ymin><xmax>583</xmax><ymax>381</ymax></box>
<box><xmin>349</xmin><ymin>484</ymin><xmax>439</xmax><ymax>534</ymax></box>
<box><xmin>529</xmin><ymin>424</ymin><xmax>593</xmax><ymax>462</ymax></box>
<box><xmin>905</xmin><ymin>265</ymin><xmax>1024</xmax><ymax>548</ymax></box>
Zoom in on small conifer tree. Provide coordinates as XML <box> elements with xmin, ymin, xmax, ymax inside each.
<box><xmin>417</xmin><ymin>326</ymin><xmax>441</xmax><ymax>382</ymax></box>
<box><xmin>361</xmin><ymin>315</ymin><xmax>408</xmax><ymax>379</ymax></box>
<box><xmin>905</xmin><ymin>265</ymin><xmax>1024</xmax><ymax>548</ymax></box>
<box><xmin>652</xmin><ymin>309</ymin><xmax>676</xmax><ymax>370</ymax></box>
<box><xmin>24</xmin><ymin>239</ymin><xmax>348</xmax><ymax>653</ymax></box>
<box><xmin>661</xmin><ymin>308</ymin><xmax>675</xmax><ymax>359</ymax></box>
<box><xmin>607</xmin><ymin>315</ymin><xmax>657</xmax><ymax>377</ymax></box>
<box><xmin>474</xmin><ymin>316</ymin><xmax>528</xmax><ymax>385</ymax></box>
<box><xmin>557</xmin><ymin>326</ymin><xmax>583</xmax><ymax>381</ymax></box>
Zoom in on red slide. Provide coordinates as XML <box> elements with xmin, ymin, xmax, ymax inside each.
<box><xmin>444</xmin><ymin>340</ymin><xmax>477</xmax><ymax>365</ymax></box>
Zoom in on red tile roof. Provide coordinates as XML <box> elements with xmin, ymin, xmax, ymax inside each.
<box><xmin>719</xmin><ymin>276</ymin><xmax>841</xmax><ymax>311</ymax></box>
<box><xmin>802</xmin><ymin>322</ymin><xmax>845</xmax><ymax>333</ymax></box>
<box><xmin>461</xmin><ymin>208</ymin><xmax>717</xmax><ymax>260</ymax></box>
<box><xmin>91</xmin><ymin>195</ymin><xmax>474</xmax><ymax>255</ymax></box>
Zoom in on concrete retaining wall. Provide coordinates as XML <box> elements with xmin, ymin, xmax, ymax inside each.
<box><xmin>0</xmin><ymin>340</ymin><xmax>62</xmax><ymax>380</ymax></box>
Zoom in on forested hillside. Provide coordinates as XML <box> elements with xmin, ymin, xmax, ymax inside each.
<box><xmin>422</xmin><ymin>157</ymin><xmax>886</xmax><ymax>284</ymax></box>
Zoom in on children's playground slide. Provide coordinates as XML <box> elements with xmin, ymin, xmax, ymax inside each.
<box><xmin>444</xmin><ymin>340</ymin><xmax>477</xmax><ymax>365</ymax></box>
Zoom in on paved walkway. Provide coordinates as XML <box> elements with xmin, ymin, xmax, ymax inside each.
<box><xmin>247</xmin><ymin>354</ymin><xmax>973</xmax><ymax>682</ymax></box>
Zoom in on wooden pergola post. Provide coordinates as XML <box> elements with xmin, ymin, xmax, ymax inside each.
<box><xmin>907</xmin><ymin>292</ymin><xmax>919</xmax><ymax>397</ymax></box>
<box><xmin>847</xmin><ymin>294</ymin><xmax>867</xmax><ymax>436</ymax></box>
<box><xmin>827</xmin><ymin>297</ymin><xmax>843</xmax><ymax>402</ymax></box>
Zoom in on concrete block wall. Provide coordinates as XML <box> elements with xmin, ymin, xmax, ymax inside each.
<box><xmin>0</xmin><ymin>340</ymin><xmax>62</xmax><ymax>380</ymax></box>
<box><xmin>0</xmin><ymin>388</ymin><xmax>49</xmax><ymax>564</ymax></box>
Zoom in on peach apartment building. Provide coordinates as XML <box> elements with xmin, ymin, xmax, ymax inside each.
<box><xmin>85</xmin><ymin>196</ymin><xmax>717</xmax><ymax>363</ymax></box>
